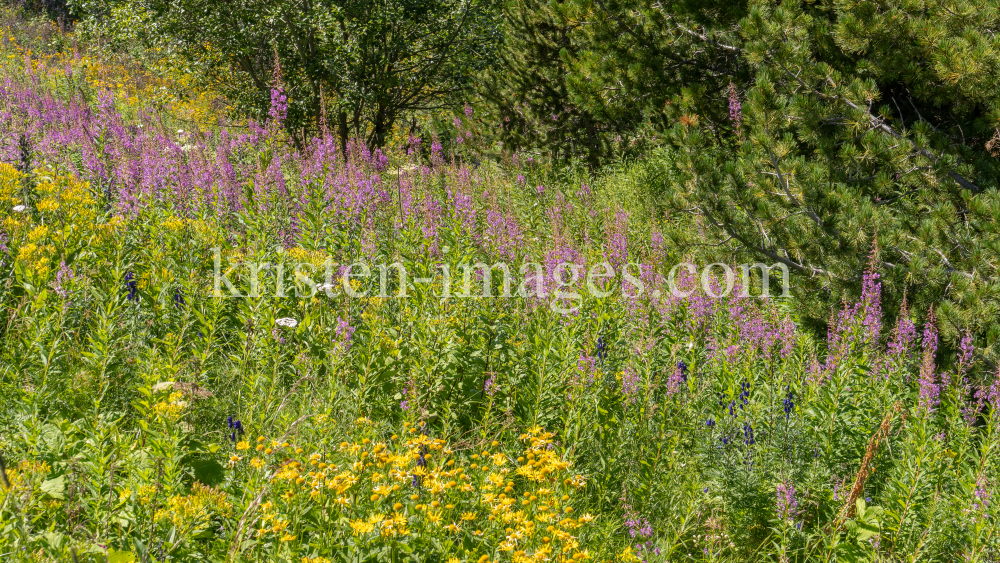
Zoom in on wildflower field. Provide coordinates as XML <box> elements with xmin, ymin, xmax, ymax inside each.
<box><xmin>1</xmin><ymin>8</ymin><xmax>1000</xmax><ymax>563</ymax></box>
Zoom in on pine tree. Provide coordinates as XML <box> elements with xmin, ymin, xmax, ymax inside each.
<box><xmin>560</xmin><ymin>0</ymin><xmax>1000</xmax><ymax>361</ymax></box>
<box><xmin>479</xmin><ymin>0</ymin><xmax>639</xmax><ymax>167</ymax></box>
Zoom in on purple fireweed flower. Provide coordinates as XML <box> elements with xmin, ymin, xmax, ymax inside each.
<box><xmin>984</xmin><ymin>365</ymin><xmax>1000</xmax><ymax>412</ymax></box>
<box><xmin>54</xmin><ymin>261</ymin><xmax>74</xmax><ymax>298</ymax></box>
<box><xmin>886</xmin><ymin>301</ymin><xmax>917</xmax><ymax>359</ymax></box>
<box><xmin>406</xmin><ymin>135</ymin><xmax>422</xmax><ymax>156</ymax></box>
<box><xmin>268</xmin><ymin>87</ymin><xmax>288</xmax><ymax>125</ymax></box>
<box><xmin>573</xmin><ymin>355</ymin><xmax>598</xmax><ymax>389</ymax></box>
<box><xmin>776</xmin><ymin>481</ymin><xmax>798</xmax><ymax>522</ymax></box>
<box><xmin>955</xmin><ymin>332</ymin><xmax>979</xmax><ymax>423</ymax></box>
<box><xmin>970</xmin><ymin>475</ymin><xmax>992</xmax><ymax>520</ymax></box>
<box><xmin>666</xmin><ymin>363</ymin><xmax>686</xmax><ymax>396</ymax></box>
<box><xmin>650</xmin><ymin>231</ymin><xmax>665</xmax><ymax>253</ymax></box>
<box><xmin>430</xmin><ymin>138</ymin><xmax>444</xmax><ymax>165</ymax></box>
<box><xmin>823</xmin><ymin>250</ymin><xmax>883</xmax><ymax>377</ymax></box>
<box><xmin>860</xmin><ymin>255</ymin><xmax>882</xmax><ymax>341</ymax></box>
<box><xmin>958</xmin><ymin>332</ymin><xmax>974</xmax><ymax>373</ymax></box>
<box><xmin>918</xmin><ymin>311</ymin><xmax>940</xmax><ymax>413</ymax></box>
<box><xmin>334</xmin><ymin>316</ymin><xmax>355</xmax><ymax>351</ymax></box>
<box><xmin>728</xmin><ymin>83</ymin><xmax>741</xmax><ymax>135</ymax></box>
<box><xmin>271</xmin><ymin>328</ymin><xmax>286</xmax><ymax>344</ymax></box>
<box><xmin>624</xmin><ymin>515</ymin><xmax>653</xmax><ymax>539</ymax></box>
<box><xmin>484</xmin><ymin>373</ymin><xmax>497</xmax><ymax>397</ymax></box>
<box><xmin>622</xmin><ymin>366</ymin><xmax>640</xmax><ymax>402</ymax></box>
<box><xmin>604</xmin><ymin>208</ymin><xmax>629</xmax><ymax>269</ymax></box>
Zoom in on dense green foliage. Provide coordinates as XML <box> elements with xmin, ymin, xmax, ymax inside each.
<box><xmin>485</xmin><ymin>0</ymin><xmax>1000</xmax><ymax>360</ymax></box>
<box><xmin>3</xmin><ymin>3</ymin><xmax>1000</xmax><ymax>562</ymax></box>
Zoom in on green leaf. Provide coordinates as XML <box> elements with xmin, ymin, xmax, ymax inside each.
<box><xmin>40</xmin><ymin>475</ymin><xmax>66</xmax><ymax>499</ymax></box>
<box><xmin>108</xmin><ymin>550</ymin><xmax>137</xmax><ymax>563</ymax></box>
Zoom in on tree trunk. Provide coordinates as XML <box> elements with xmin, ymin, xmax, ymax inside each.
<box><xmin>338</xmin><ymin>111</ymin><xmax>349</xmax><ymax>160</ymax></box>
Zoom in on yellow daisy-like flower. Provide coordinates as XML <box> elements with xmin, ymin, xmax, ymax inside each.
<box><xmin>617</xmin><ymin>547</ymin><xmax>640</xmax><ymax>562</ymax></box>
<box><xmin>349</xmin><ymin>519</ymin><xmax>374</xmax><ymax>536</ymax></box>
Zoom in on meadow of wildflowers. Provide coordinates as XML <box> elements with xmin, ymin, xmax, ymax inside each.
<box><xmin>1</xmin><ymin>11</ymin><xmax>1000</xmax><ymax>563</ymax></box>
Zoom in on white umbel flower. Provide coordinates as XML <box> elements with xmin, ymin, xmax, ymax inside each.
<box><xmin>275</xmin><ymin>317</ymin><xmax>298</xmax><ymax>328</ymax></box>
<box><xmin>12</xmin><ymin>205</ymin><xmax>28</xmax><ymax>213</ymax></box>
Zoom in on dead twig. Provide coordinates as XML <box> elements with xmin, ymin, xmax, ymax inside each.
<box><xmin>834</xmin><ymin>402</ymin><xmax>902</xmax><ymax>528</ymax></box>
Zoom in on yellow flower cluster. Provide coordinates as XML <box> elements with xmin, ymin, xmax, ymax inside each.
<box><xmin>1</xmin><ymin>26</ymin><xmax>221</xmax><ymax>123</ymax></box>
<box><xmin>0</xmin><ymin>460</ymin><xmax>51</xmax><ymax>499</ymax></box>
<box><xmin>34</xmin><ymin>173</ymin><xmax>97</xmax><ymax>226</ymax></box>
<box><xmin>0</xmin><ymin>163</ymin><xmax>27</xmax><ymax>234</ymax></box>
<box><xmin>158</xmin><ymin>212</ymin><xmax>220</xmax><ymax>247</ymax></box>
<box><xmin>285</xmin><ymin>247</ymin><xmax>332</xmax><ymax>269</ymax></box>
<box><xmin>0</xmin><ymin>167</ymin><xmax>113</xmax><ymax>281</ymax></box>
<box><xmin>152</xmin><ymin>391</ymin><xmax>188</xmax><ymax>421</ymax></box>
<box><xmin>247</xmin><ymin>421</ymin><xmax>596</xmax><ymax>563</ymax></box>
<box><xmin>154</xmin><ymin>482</ymin><xmax>232</xmax><ymax>534</ymax></box>
<box><xmin>0</xmin><ymin>162</ymin><xmax>21</xmax><ymax>202</ymax></box>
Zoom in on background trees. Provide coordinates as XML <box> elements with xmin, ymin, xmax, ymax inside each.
<box><xmin>489</xmin><ymin>0</ymin><xmax>1000</xmax><ymax>358</ymax></box>
<box><xmin>75</xmin><ymin>0</ymin><xmax>502</xmax><ymax>149</ymax></box>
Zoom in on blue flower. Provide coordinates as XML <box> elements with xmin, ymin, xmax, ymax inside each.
<box><xmin>743</xmin><ymin>423</ymin><xmax>755</xmax><ymax>446</ymax></box>
<box><xmin>124</xmin><ymin>272</ymin><xmax>138</xmax><ymax>302</ymax></box>
<box><xmin>226</xmin><ymin>417</ymin><xmax>244</xmax><ymax>443</ymax></box>
<box><xmin>677</xmin><ymin>360</ymin><xmax>688</xmax><ymax>382</ymax></box>
<box><xmin>417</xmin><ymin>444</ymin><xmax>427</xmax><ymax>467</ymax></box>
<box><xmin>706</xmin><ymin>418</ymin><xmax>715</xmax><ymax>428</ymax></box>
<box><xmin>783</xmin><ymin>388</ymin><xmax>796</xmax><ymax>420</ymax></box>
<box><xmin>595</xmin><ymin>336</ymin><xmax>607</xmax><ymax>361</ymax></box>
